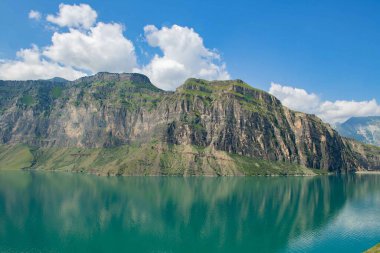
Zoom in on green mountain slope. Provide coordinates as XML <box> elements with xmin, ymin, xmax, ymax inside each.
<box><xmin>0</xmin><ymin>72</ymin><xmax>379</xmax><ymax>175</ymax></box>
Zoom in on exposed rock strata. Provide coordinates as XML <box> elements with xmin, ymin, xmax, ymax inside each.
<box><xmin>0</xmin><ymin>72</ymin><xmax>379</xmax><ymax>174</ymax></box>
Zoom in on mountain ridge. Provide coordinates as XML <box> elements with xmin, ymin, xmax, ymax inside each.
<box><xmin>0</xmin><ymin>72</ymin><xmax>379</xmax><ymax>175</ymax></box>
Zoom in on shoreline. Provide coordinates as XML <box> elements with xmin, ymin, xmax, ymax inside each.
<box><xmin>355</xmin><ymin>171</ymin><xmax>380</xmax><ymax>174</ymax></box>
<box><xmin>0</xmin><ymin>168</ymin><xmax>334</xmax><ymax>177</ymax></box>
<box><xmin>2</xmin><ymin>169</ymin><xmax>379</xmax><ymax>177</ymax></box>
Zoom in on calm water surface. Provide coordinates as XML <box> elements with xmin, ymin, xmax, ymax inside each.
<box><xmin>0</xmin><ymin>171</ymin><xmax>379</xmax><ymax>252</ymax></box>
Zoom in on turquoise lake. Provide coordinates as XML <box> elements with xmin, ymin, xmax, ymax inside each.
<box><xmin>0</xmin><ymin>171</ymin><xmax>379</xmax><ymax>252</ymax></box>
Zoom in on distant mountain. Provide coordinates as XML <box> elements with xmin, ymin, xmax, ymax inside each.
<box><xmin>0</xmin><ymin>72</ymin><xmax>379</xmax><ymax>175</ymax></box>
<box><xmin>336</xmin><ymin>116</ymin><xmax>380</xmax><ymax>146</ymax></box>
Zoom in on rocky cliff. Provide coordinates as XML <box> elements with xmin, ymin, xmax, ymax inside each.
<box><xmin>0</xmin><ymin>72</ymin><xmax>379</xmax><ymax>175</ymax></box>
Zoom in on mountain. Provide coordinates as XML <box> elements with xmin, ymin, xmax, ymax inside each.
<box><xmin>0</xmin><ymin>72</ymin><xmax>379</xmax><ymax>175</ymax></box>
<box><xmin>46</xmin><ymin>77</ymin><xmax>69</xmax><ymax>83</ymax></box>
<box><xmin>336</xmin><ymin>116</ymin><xmax>380</xmax><ymax>146</ymax></box>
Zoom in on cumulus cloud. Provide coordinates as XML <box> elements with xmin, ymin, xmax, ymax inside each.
<box><xmin>269</xmin><ymin>83</ymin><xmax>320</xmax><ymax>113</ymax></box>
<box><xmin>46</xmin><ymin>3</ymin><xmax>97</xmax><ymax>29</ymax></box>
<box><xmin>319</xmin><ymin>100</ymin><xmax>380</xmax><ymax>124</ymax></box>
<box><xmin>0</xmin><ymin>45</ymin><xmax>84</xmax><ymax>80</ymax></box>
<box><xmin>135</xmin><ymin>25</ymin><xmax>230</xmax><ymax>90</ymax></box>
<box><xmin>43</xmin><ymin>22</ymin><xmax>137</xmax><ymax>73</ymax></box>
<box><xmin>1</xmin><ymin>4</ymin><xmax>228</xmax><ymax>87</ymax></box>
<box><xmin>28</xmin><ymin>10</ymin><xmax>41</xmax><ymax>21</ymax></box>
<box><xmin>0</xmin><ymin>3</ymin><xmax>137</xmax><ymax>80</ymax></box>
<box><xmin>269</xmin><ymin>83</ymin><xmax>380</xmax><ymax>124</ymax></box>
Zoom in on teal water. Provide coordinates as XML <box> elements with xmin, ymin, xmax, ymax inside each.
<box><xmin>0</xmin><ymin>172</ymin><xmax>379</xmax><ymax>253</ymax></box>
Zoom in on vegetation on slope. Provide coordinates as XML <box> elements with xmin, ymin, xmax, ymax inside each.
<box><xmin>0</xmin><ymin>143</ymin><xmax>321</xmax><ymax>176</ymax></box>
<box><xmin>0</xmin><ymin>73</ymin><xmax>379</xmax><ymax>174</ymax></box>
<box><xmin>365</xmin><ymin>243</ymin><xmax>380</xmax><ymax>253</ymax></box>
<box><xmin>0</xmin><ymin>145</ymin><xmax>33</xmax><ymax>170</ymax></box>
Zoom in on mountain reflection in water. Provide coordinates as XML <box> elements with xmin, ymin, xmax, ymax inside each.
<box><xmin>0</xmin><ymin>172</ymin><xmax>379</xmax><ymax>253</ymax></box>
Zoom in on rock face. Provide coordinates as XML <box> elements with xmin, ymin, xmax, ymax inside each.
<box><xmin>336</xmin><ymin>116</ymin><xmax>380</xmax><ymax>147</ymax></box>
<box><xmin>0</xmin><ymin>72</ymin><xmax>379</xmax><ymax>175</ymax></box>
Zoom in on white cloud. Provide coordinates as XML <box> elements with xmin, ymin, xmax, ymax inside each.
<box><xmin>0</xmin><ymin>45</ymin><xmax>84</xmax><ymax>81</ymax></box>
<box><xmin>0</xmin><ymin>4</ymin><xmax>137</xmax><ymax>80</ymax></box>
<box><xmin>43</xmin><ymin>22</ymin><xmax>137</xmax><ymax>73</ymax></box>
<box><xmin>269</xmin><ymin>83</ymin><xmax>380</xmax><ymax>124</ymax></box>
<box><xmin>46</xmin><ymin>3</ymin><xmax>97</xmax><ymax>29</ymax></box>
<box><xmin>28</xmin><ymin>10</ymin><xmax>41</xmax><ymax>21</ymax></box>
<box><xmin>2</xmin><ymin>5</ymin><xmax>228</xmax><ymax>87</ymax></box>
<box><xmin>319</xmin><ymin>100</ymin><xmax>380</xmax><ymax>124</ymax></box>
<box><xmin>135</xmin><ymin>25</ymin><xmax>230</xmax><ymax>90</ymax></box>
<box><xmin>269</xmin><ymin>83</ymin><xmax>320</xmax><ymax>113</ymax></box>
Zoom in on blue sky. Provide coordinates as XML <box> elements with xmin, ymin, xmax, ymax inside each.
<box><xmin>0</xmin><ymin>0</ymin><xmax>379</xmax><ymax>123</ymax></box>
